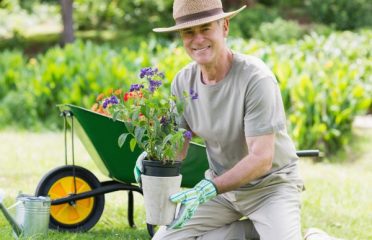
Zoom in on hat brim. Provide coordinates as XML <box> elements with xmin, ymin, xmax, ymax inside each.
<box><xmin>153</xmin><ymin>5</ymin><xmax>246</xmax><ymax>33</ymax></box>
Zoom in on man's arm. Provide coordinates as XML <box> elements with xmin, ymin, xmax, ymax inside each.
<box><xmin>177</xmin><ymin>138</ymin><xmax>190</xmax><ymax>160</ymax></box>
<box><xmin>213</xmin><ymin>133</ymin><xmax>275</xmax><ymax>193</ymax></box>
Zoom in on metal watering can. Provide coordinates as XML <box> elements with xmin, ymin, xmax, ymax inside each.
<box><xmin>0</xmin><ymin>191</ymin><xmax>51</xmax><ymax>239</ymax></box>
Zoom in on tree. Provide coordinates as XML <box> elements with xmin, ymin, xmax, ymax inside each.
<box><xmin>60</xmin><ymin>0</ymin><xmax>74</xmax><ymax>45</ymax></box>
<box><xmin>223</xmin><ymin>0</ymin><xmax>256</xmax><ymax>10</ymax></box>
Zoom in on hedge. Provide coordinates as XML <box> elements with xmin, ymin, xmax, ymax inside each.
<box><xmin>0</xmin><ymin>31</ymin><xmax>371</xmax><ymax>157</ymax></box>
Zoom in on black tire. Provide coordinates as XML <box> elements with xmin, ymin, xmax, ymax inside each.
<box><xmin>35</xmin><ymin>165</ymin><xmax>105</xmax><ymax>232</ymax></box>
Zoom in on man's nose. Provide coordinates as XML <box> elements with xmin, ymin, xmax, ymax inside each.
<box><xmin>192</xmin><ymin>32</ymin><xmax>205</xmax><ymax>42</ymax></box>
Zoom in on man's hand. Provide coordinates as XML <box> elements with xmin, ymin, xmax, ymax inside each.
<box><xmin>168</xmin><ymin>179</ymin><xmax>217</xmax><ymax>229</ymax></box>
<box><xmin>134</xmin><ymin>152</ymin><xmax>147</xmax><ymax>184</ymax></box>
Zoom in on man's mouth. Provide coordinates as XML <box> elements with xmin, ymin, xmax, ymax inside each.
<box><xmin>192</xmin><ymin>46</ymin><xmax>211</xmax><ymax>52</ymax></box>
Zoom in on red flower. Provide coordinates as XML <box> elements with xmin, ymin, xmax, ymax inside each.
<box><xmin>124</xmin><ymin>92</ymin><xmax>131</xmax><ymax>101</ymax></box>
<box><xmin>123</xmin><ymin>91</ymin><xmax>143</xmax><ymax>102</ymax></box>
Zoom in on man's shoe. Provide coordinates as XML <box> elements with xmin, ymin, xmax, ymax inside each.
<box><xmin>304</xmin><ymin>228</ymin><xmax>344</xmax><ymax>240</ymax></box>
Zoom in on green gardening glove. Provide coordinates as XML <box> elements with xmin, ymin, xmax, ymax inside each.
<box><xmin>168</xmin><ymin>179</ymin><xmax>217</xmax><ymax>229</ymax></box>
<box><xmin>134</xmin><ymin>152</ymin><xmax>147</xmax><ymax>184</ymax></box>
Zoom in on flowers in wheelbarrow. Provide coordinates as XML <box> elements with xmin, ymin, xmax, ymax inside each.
<box><xmin>91</xmin><ymin>89</ymin><xmax>122</xmax><ymax>115</ymax></box>
<box><xmin>92</xmin><ymin>67</ymin><xmax>197</xmax><ymax>163</ymax></box>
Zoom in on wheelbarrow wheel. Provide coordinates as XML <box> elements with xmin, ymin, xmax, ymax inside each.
<box><xmin>35</xmin><ymin>165</ymin><xmax>105</xmax><ymax>232</ymax></box>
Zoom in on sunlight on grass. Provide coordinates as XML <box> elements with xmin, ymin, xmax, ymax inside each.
<box><xmin>0</xmin><ymin>129</ymin><xmax>371</xmax><ymax>239</ymax></box>
<box><xmin>300</xmin><ymin>128</ymin><xmax>372</xmax><ymax>239</ymax></box>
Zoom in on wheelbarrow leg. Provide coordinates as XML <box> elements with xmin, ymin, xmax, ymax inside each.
<box><xmin>128</xmin><ymin>190</ymin><xmax>136</xmax><ymax>228</ymax></box>
<box><xmin>147</xmin><ymin>224</ymin><xmax>155</xmax><ymax>237</ymax></box>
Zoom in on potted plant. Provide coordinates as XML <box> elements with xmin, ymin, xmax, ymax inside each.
<box><xmin>91</xmin><ymin>67</ymin><xmax>197</xmax><ymax>225</ymax></box>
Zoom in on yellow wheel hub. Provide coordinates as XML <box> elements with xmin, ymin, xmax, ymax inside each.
<box><xmin>48</xmin><ymin>176</ymin><xmax>95</xmax><ymax>225</ymax></box>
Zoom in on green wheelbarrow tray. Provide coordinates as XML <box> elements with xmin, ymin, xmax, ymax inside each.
<box><xmin>58</xmin><ymin>104</ymin><xmax>209</xmax><ymax>188</ymax></box>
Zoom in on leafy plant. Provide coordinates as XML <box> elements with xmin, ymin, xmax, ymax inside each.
<box><xmin>253</xmin><ymin>18</ymin><xmax>305</xmax><ymax>43</ymax></box>
<box><xmin>230</xmin><ymin>4</ymin><xmax>280</xmax><ymax>39</ymax></box>
<box><xmin>0</xmin><ymin>31</ymin><xmax>370</xmax><ymax>158</ymax></box>
<box><xmin>304</xmin><ymin>0</ymin><xmax>372</xmax><ymax>30</ymax></box>
<box><xmin>92</xmin><ymin>67</ymin><xmax>197</xmax><ymax>162</ymax></box>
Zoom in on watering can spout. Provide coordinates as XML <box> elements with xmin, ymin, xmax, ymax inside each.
<box><xmin>0</xmin><ymin>194</ymin><xmax>23</xmax><ymax>237</ymax></box>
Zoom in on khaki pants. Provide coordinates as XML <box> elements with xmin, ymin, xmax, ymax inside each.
<box><xmin>153</xmin><ymin>166</ymin><xmax>303</xmax><ymax>240</ymax></box>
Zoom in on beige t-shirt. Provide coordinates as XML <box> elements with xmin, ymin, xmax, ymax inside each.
<box><xmin>172</xmin><ymin>53</ymin><xmax>299</xmax><ymax>188</ymax></box>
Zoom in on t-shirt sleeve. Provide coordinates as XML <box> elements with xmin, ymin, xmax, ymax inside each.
<box><xmin>244</xmin><ymin>76</ymin><xmax>286</xmax><ymax>137</ymax></box>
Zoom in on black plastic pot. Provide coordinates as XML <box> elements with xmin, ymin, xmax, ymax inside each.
<box><xmin>142</xmin><ymin>160</ymin><xmax>182</xmax><ymax>177</ymax></box>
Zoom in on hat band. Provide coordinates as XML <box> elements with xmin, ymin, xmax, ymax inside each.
<box><xmin>175</xmin><ymin>8</ymin><xmax>223</xmax><ymax>25</ymax></box>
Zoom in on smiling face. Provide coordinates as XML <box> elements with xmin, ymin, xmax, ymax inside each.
<box><xmin>179</xmin><ymin>19</ymin><xmax>229</xmax><ymax>67</ymax></box>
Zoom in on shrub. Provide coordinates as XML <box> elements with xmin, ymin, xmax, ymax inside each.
<box><xmin>252</xmin><ymin>18</ymin><xmax>305</xmax><ymax>43</ymax></box>
<box><xmin>230</xmin><ymin>4</ymin><xmax>280</xmax><ymax>39</ymax></box>
<box><xmin>304</xmin><ymin>0</ymin><xmax>372</xmax><ymax>30</ymax></box>
<box><xmin>0</xmin><ymin>31</ymin><xmax>371</xmax><ymax>158</ymax></box>
<box><xmin>247</xmin><ymin>32</ymin><xmax>372</xmax><ymax>154</ymax></box>
<box><xmin>73</xmin><ymin>0</ymin><xmax>173</xmax><ymax>37</ymax></box>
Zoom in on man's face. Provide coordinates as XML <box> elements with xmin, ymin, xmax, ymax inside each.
<box><xmin>179</xmin><ymin>19</ymin><xmax>229</xmax><ymax>66</ymax></box>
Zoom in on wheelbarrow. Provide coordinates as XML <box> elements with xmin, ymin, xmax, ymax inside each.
<box><xmin>35</xmin><ymin>104</ymin><xmax>320</xmax><ymax>236</ymax></box>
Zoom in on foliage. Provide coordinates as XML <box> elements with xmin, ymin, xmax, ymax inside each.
<box><xmin>91</xmin><ymin>67</ymin><xmax>195</xmax><ymax>162</ymax></box>
<box><xmin>252</xmin><ymin>18</ymin><xmax>305</xmax><ymax>43</ymax></box>
<box><xmin>0</xmin><ymin>31</ymin><xmax>371</xmax><ymax>157</ymax></box>
<box><xmin>0</xmin><ymin>3</ymin><xmax>60</xmax><ymax>40</ymax></box>
<box><xmin>229</xmin><ymin>4</ymin><xmax>280</xmax><ymax>39</ymax></box>
<box><xmin>73</xmin><ymin>0</ymin><xmax>173</xmax><ymax>37</ymax></box>
<box><xmin>304</xmin><ymin>0</ymin><xmax>372</xmax><ymax>30</ymax></box>
<box><xmin>235</xmin><ymin>31</ymin><xmax>371</xmax><ymax>154</ymax></box>
<box><xmin>1</xmin><ymin>0</ymin><xmax>371</xmax><ymax>49</ymax></box>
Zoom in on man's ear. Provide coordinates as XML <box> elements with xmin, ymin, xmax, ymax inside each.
<box><xmin>223</xmin><ymin>18</ymin><xmax>230</xmax><ymax>37</ymax></box>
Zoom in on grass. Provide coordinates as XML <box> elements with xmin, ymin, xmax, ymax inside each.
<box><xmin>0</xmin><ymin>129</ymin><xmax>371</xmax><ymax>240</ymax></box>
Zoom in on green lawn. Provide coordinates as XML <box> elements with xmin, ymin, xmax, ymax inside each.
<box><xmin>0</xmin><ymin>129</ymin><xmax>371</xmax><ymax>239</ymax></box>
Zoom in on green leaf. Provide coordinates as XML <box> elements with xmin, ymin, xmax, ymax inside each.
<box><xmin>130</xmin><ymin>138</ymin><xmax>137</xmax><ymax>152</ymax></box>
<box><xmin>153</xmin><ymin>118</ymin><xmax>160</xmax><ymax>137</ymax></box>
<box><xmin>112</xmin><ymin>111</ymin><xmax>119</xmax><ymax>121</ymax></box>
<box><xmin>124</xmin><ymin>121</ymin><xmax>134</xmax><ymax>134</ymax></box>
<box><xmin>134</xmin><ymin>127</ymin><xmax>145</xmax><ymax>144</ymax></box>
<box><xmin>118</xmin><ymin>133</ymin><xmax>129</xmax><ymax>148</ymax></box>
<box><xmin>162</xmin><ymin>134</ymin><xmax>173</xmax><ymax>148</ymax></box>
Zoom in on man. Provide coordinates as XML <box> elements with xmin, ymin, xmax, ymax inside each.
<box><xmin>136</xmin><ymin>0</ymin><xmax>339</xmax><ymax>239</ymax></box>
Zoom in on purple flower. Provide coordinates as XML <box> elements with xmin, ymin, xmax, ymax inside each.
<box><xmin>149</xmin><ymin>79</ymin><xmax>162</xmax><ymax>92</ymax></box>
<box><xmin>140</xmin><ymin>67</ymin><xmax>157</xmax><ymax>78</ymax></box>
<box><xmin>102</xmin><ymin>96</ymin><xmax>119</xmax><ymax>109</ymax></box>
<box><xmin>191</xmin><ymin>93</ymin><xmax>198</xmax><ymax>100</ymax></box>
<box><xmin>102</xmin><ymin>98</ymin><xmax>110</xmax><ymax>109</ymax></box>
<box><xmin>140</xmin><ymin>67</ymin><xmax>150</xmax><ymax>78</ymax></box>
<box><xmin>158</xmin><ymin>72</ymin><xmax>165</xmax><ymax>79</ymax></box>
<box><xmin>130</xmin><ymin>84</ymin><xmax>144</xmax><ymax>92</ymax></box>
<box><xmin>139</xmin><ymin>67</ymin><xmax>166</xmax><ymax>80</ymax></box>
<box><xmin>160</xmin><ymin>116</ymin><xmax>169</xmax><ymax>126</ymax></box>
<box><xmin>110</xmin><ymin>95</ymin><xmax>119</xmax><ymax>104</ymax></box>
<box><xmin>183</xmin><ymin>131</ymin><xmax>192</xmax><ymax>140</ymax></box>
<box><xmin>189</xmin><ymin>89</ymin><xmax>198</xmax><ymax>100</ymax></box>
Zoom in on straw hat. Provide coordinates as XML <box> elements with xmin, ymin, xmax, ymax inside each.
<box><xmin>153</xmin><ymin>0</ymin><xmax>246</xmax><ymax>32</ymax></box>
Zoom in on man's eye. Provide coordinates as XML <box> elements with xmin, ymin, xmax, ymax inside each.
<box><xmin>182</xmin><ymin>31</ymin><xmax>193</xmax><ymax>36</ymax></box>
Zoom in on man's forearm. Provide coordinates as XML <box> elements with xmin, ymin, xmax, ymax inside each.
<box><xmin>213</xmin><ymin>143</ymin><xmax>274</xmax><ymax>193</ymax></box>
<box><xmin>177</xmin><ymin>138</ymin><xmax>190</xmax><ymax>160</ymax></box>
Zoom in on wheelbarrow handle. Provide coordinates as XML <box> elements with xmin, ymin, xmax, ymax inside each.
<box><xmin>296</xmin><ymin>150</ymin><xmax>322</xmax><ymax>157</ymax></box>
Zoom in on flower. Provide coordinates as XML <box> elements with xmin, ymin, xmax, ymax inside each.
<box><xmin>183</xmin><ymin>131</ymin><xmax>192</xmax><ymax>140</ymax></box>
<box><xmin>92</xmin><ymin>67</ymin><xmax>197</xmax><ymax>163</ymax></box>
<box><xmin>189</xmin><ymin>89</ymin><xmax>198</xmax><ymax>100</ymax></box>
